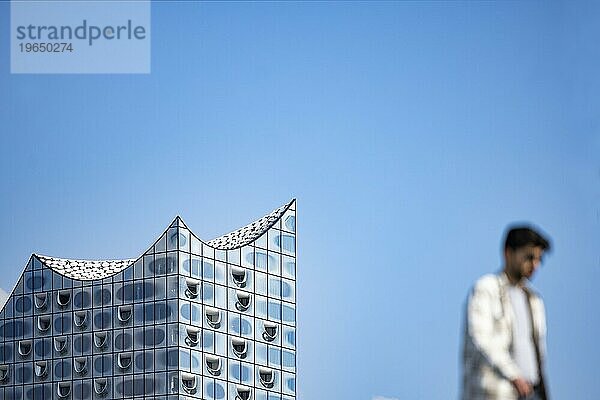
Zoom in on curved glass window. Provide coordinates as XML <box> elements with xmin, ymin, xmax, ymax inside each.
<box><xmin>54</xmin><ymin>337</ymin><xmax>68</xmax><ymax>353</ymax></box>
<box><xmin>37</xmin><ymin>316</ymin><xmax>51</xmax><ymax>332</ymax></box>
<box><xmin>94</xmin><ymin>378</ymin><xmax>108</xmax><ymax>395</ymax></box>
<box><xmin>57</xmin><ymin>382</ymin><xmax>71</xmax><ymax>398</ymax></box>
<box><xmin>181</xmin><ymin>372</ymin><xmax>197</xmax><ymax>394</ymax></box>
<box><xmin>117</xmin><ymin>305</ymin><xmax>132</xmax><ymax>324</ymax></box>
<box><xmin>185</xmin><ymin>326</ymin><xmax>200</xmax><ymax>347</ymax></box>
<box><xmin>34</xmin><ymin>292</ymin><xmax>48</xmax><ymax>310</ymax></box>
<box><xmin>231</xmin><ymin>267</ymin><xmax>247</xmax><ymax>288</ymax></box>
<box><xmin>185</xmin><ymin>278</ymin><xmax>200</xmax><ymax>298</ymax></box>
<box><xmin>236</xmin><ymin>385</ymin><xmax>252</xmax><ymax>400</ymax></box>
<box><xmin>94</xmin><ymin>332</ymin><xmax>108</xmax><ymax>349</ymax></box>
<box><xmin>117</xmin><ymin>353</ymin><xmax>132</xmax><ymax>370</ymax></box>
<box><xmin>73</xmin><ymin>357</ymin><xmax>88</xmax><ymax>375</ymax></box>
<box><xmin>34</xmin><ymin>361</ymin><xmax>48</xmax><ymax>378</ymax></box>
<box><xmin>231</xmin><ymin>338</ymin><xmax>248</xmax><ymax>359</ymax></box>
<box><xmin>235</xmin><ymin>291</ymin><xmax>251</xmax><ymax>312</ymax></box>
<box><xmin>0</xmin><ymin>365</ymin><xmax>9</xmax><ymax>381</ymax></box>
<box><xmin>74</xmin><ymin>310</ymin><xmax>88</xmax><ymax>329</ymax></box>
<box><xmin>205</xmin><ymin>307</ymin><xmax>221</xmax><ymax>329</ymax></box>
<box><xmin>205</xmin><ymin>355</ymin><xmax>221</xmax><ymax>376</ymax></box>
<box><xmin>259</xmin><ymin>367</ymin><xmax>275</xmax><ymax>388</ymax></box>
<box><xmin>57</xmin><ymin>290</ymin><xmax>71</xmax><ymax>307</ymax></box>
<box><xmin>18</xmin><ymin>340</ymin><xmax>32</xmax><ymax>357</ymax></box>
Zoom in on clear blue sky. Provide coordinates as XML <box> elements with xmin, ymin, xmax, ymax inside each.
<box><xmin>1</xmin><ymin>2</ymin><xmax>599</xmax><ymax>399</ymax></box>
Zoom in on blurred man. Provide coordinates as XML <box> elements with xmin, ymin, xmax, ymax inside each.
<box><xmin>461</xmin><ymin>226</ymin><xmax>551</xmax><ymax>400</ymax></box>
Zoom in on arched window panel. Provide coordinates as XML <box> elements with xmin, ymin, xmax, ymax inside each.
<box><xmin>205</xmin><ymin>355</ymin><xmax>222</xmax><ymax>377</ymax></box>
<box><xmin>258</xmin><ymin>367</ymin><xmax>276</xmax><ymax>389</ymax></box>
<box><xmin>181</xmin><ymin>372</ymin><xmax>198</xmax><ymax>394</ymax></box>
<box><xmin>205</xmin><ymin>307</ymin><xmax>222</xmax><ymax>329</ymax></box>
<box><xmin>231</xmin><ymin>337</ymin><xmax>248</xmax><ymax>360</ymax></box>
<box><xmin>184</xmin><ymin>278</ymin><xmax>200</xmax><ymax>299</ymax></box>
<box><xmin>236</xmin><ymin>384</ymin><xmax>252</xmax><ymax>400</ymax></box>
<box><xmin>18</xmin><ymin>340</ymin><xmax>32</xmax><ymax>357</ymax></box>
<box><xmin>34</xmin><ymin>292</ymin><xmax>48</xmax><ymax>311</ymax></box>
<box><xmin>56</xmin><ymin>290</ymin><xmax>71</xmax><ymax>308</ymax></box>
<box><xmin>34</xmin><ymin>361</ymin><xmax>48</xmax><ymax>379</ymax></box>
<box><xmin>53</xmin><ymin>336</ymin><xmax>68</xmax><ymax>354</ymax></box>
<box><xmin>74</xmin><ymin>310</ymin><xmax>88</xmax><ymax>329</ymax></box>
<box><xmin>56</xmin><ymin>382</ymin><xmax>71</xmax><ymax>398</ymax></box>
<box><xmin>0</xmin><ymin>365</ymin><xmax>9</xmax><ymax>382</ymax></box>
<box><xmin>231</xmin><ymin>266</ymin><xmax>248</xmax><ymax>288</ymax></box>
<box><xmin>231</xmin><ymin>289</ymin><xmax>252</xmax><ymax>313</ymax></box>
<box><xmin>37</xmin><ymin>315</ymin><xmax>51</xmax><ymax>333</ymax></box>
<box><xmin>261</xmin><ymin>320</ymin><xmax>280</xmax><ymax>345</ymax></box>
<box><xmin>72</xmin><ymin>358</ymin><xmax>88</xmax><ymax>375</ymax></box>
<box><xmin>185</xmin><ymin>326</ymin><xmax>200</xmax><ymax>347</ymax></box>
<box><xmin>117</xmin><ymin>352</ymin><xmax>132</xmax><ymax>370</ymax></box>
<box><xmin>117</xmin><ymin>305</ymin><xmax>132</xmax><ymax>325</ymax></box>
<box><xmin>94</xmin><ymin>378</ymin><xmax>108</xmax><ymax>396</ymax></box>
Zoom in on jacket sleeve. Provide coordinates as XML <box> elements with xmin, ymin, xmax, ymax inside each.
<box><xmin>467</xmin><ymin>280</ymin><xmax>521</xmax><ymax>381</ymax></box>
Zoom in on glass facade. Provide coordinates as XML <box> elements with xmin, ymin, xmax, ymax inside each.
<box><xmin>0</xmin><ymin>200</ymin><xmax>296</xmax><ymax>400</ymax></box>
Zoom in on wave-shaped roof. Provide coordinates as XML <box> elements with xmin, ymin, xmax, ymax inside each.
<box><xmin>207</xmin><ymin>199</ymin><xmax>294</xmax><ymax>250</ymax></box>
<box><xmin>33</xmin><ymin>199</ymin><xmax>295</xmax><ymax>280</ymax></box>
<box><xmin>35</xmin><ymin>255</ymin><xmax>136</xmax><ymax>281</ymax></box>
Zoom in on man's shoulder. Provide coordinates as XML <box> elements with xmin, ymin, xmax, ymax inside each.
<box><xmin>472</xmin><ymin>273</ymin><xmax>501</xmax><ymax>293</ymax></box>
<box><xmin>474</xmin><ymin>274</ymin><xmax>499</xmax><ymax>287</ymax></box>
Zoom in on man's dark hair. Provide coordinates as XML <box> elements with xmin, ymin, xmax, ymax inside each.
<box><xmin>504</xmin><ymin>225</ymin><xmax>551</xmax><ymax>251</ymax></box>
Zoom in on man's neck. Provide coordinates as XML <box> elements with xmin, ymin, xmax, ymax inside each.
<box><xmin>503</xmin><ymin>267</ymin><xmax>525</xmax><ymax>287</ymax></box>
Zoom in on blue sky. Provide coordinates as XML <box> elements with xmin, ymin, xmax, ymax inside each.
<box><xmin>1</xmin><ymin>1</ymin><xmax>599</xmax><ymax>399</ymax></box>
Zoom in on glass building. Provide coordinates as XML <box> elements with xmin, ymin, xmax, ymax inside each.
<box><xmin>0</xmin><ymin>200</ymin><xmax>296</xmax><ymax>400</ymax></box>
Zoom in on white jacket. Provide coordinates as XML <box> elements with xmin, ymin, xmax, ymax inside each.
<box><xmin>461</xmin><ymin>272</ymin><xmax>547</xmax><ymax>400</ymax></box>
